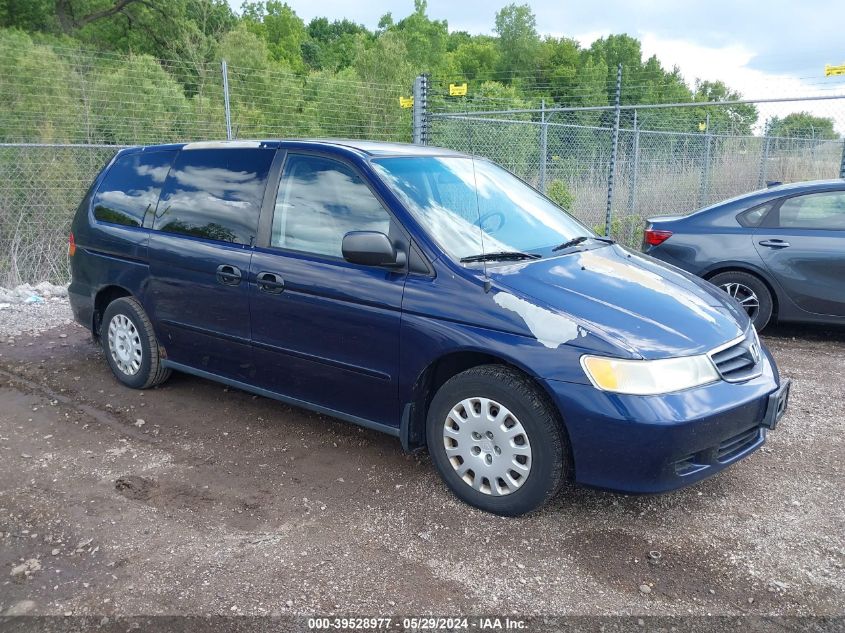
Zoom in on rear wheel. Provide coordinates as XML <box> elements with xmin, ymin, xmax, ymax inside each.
<box><xmin>101</xmin><ymin>297</ymin><xmax>171</xmax><ymax>389</ymax></box>
<box><xmin>709</xmin><ymin>270</ymin><xmax>773</xmax><ymax>331</ymax></box>
<box><xmin>426</xmin><ymin>365</ymin><xmax>569</xmax><ymax>516</ymax></box>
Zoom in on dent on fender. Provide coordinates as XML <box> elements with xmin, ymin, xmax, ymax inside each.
<box><xmin>493</xmin><ymin>291</ymin><xmax>585</xmax><ymax>349</ymax></box>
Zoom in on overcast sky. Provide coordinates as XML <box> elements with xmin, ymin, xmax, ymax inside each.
<box><xmin>229</xmin><ymin>1</ymin><xmax>845</xmax><ymax>129</ymax></box>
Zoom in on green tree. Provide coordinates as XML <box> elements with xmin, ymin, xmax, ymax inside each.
<box><xmin>494</xmin><ymin>3</ymin><xmax>539</xmax><ymax>79</ymax></box>
<box><xmin>13</xmin><ymin>0</ymin><xmax>237</xmax><ymax>63</ymax></box>
<box><xmin>536</xmin><ymin>36</ymin><xmax>579</xmax><ymax>102</ymax></box>
<box><xmin>0</xmin><ymin>29</ymin><xmax>83</xmax><ymax>142</ymax></box>
<box><xmin>304</xmin><ymin>17</ymin><xmax>370</xmax><ymax>71</ymax></box>
<box><xmin>241</xmin><ymin>1</ymin><xmax>306</xmax><ymax>70</ymax></box>
<box><xmin>216</xmin><ymin>23</ymin><xmax>303</xmax><ymax>137</ymax></box>
<box><xmin>90</xmin><ymin>54</ymin><xmax>192</xmax><ymax>143</ymax></box>
<box><xmin>451</xmin><ymin>37</ymin><xmax>500</xmax><ymax>81</ymax></box>
<box><xmin>766</xmin><ymin>112</ymin><xmax>839</xmax><ymax>140</ymax></box>
<box><xmin>391</xmin><ymin>0</ymin><xmax>448</xmax><ymax>72</ymax></box>
<box><xmin>692</xmin><ymin>80</ymin><xmax>758</xmax><ymax>134</ymax></box>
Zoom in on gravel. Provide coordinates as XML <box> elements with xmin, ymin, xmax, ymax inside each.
<box><xmin>0</xmin><ymin>300</ymin><xmax>842</xmax><ymax>618</ymax></box>
<box><xmin>0</xmin><ymin>284</ymin><xmax>74</xmax><ymax>339</ymax></box>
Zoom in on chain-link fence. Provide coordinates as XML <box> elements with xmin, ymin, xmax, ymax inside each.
<box><xmin>0</xmin><ymin>143</ymin><xmax>124</xmax><ymax>287</ymax></box>
<box><xmin>0</xmin><ymin>39</ymin><xmax>412</xmax><ymax>286</ymax></box>
<box><xmin>429</xmin><ymin>96</ymin><xmax>845</xmax><ymax>246</ymax></box>
<box><xmin>2</xmin><ymin>41</ymin><xmax>845</xmax><ymax>285</ymax></box>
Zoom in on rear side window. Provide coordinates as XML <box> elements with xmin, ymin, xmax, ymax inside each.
<box><xmin>93</xmin><ymin>151</ymin><xmax>176</xmax><ymax>227</ymax></box>
<box><xmin>776</xmin><ymin>192</ymin><xmax>845</xmax><ymax>230</ymax></box>
<box><xmin>153</xmin><ymin>148</ymin><xmax>274</xmax><ymax>245</ymax></box>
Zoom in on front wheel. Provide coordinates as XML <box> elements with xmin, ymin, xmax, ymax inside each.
<box><xmin>426</xmin><ymin>365</ymin><xmax>569</xmax><ymax>516</ymax></box>
<box><xmin>709</xmin><ymin>270</ymin><xmax>773</xmax><ymax>331</ymax></box>
<box><xmin>101</xmin><ymin>297</ymin><xmax>171</xmax><ymax>389</ymax></box>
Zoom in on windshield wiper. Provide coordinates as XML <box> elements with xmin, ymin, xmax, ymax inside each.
<box><xmin>460</xmin><ymin>251</ymin><xmax>542</xmax><ymax>263</ymax></box>
<box><xmin>552</xmin><ymin>235</ymin><xmax>615</xmax><ymax>252</ymax></box>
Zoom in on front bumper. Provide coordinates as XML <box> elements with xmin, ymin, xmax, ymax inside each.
<box><xmin>544</xmin><ymin>347</ymin><xmax>785</xmax><ymax>493</ymax></box>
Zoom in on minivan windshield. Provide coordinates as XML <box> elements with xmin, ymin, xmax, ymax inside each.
<box><xmin>372</xmin><ymin>156</ymin><xmax>592</xmax><ymax>262</ymax></box>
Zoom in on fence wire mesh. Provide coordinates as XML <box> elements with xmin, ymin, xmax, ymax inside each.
<box><xmin>0</xmin><ymin>144</ymin><xmax>123</xmax><ymax>286</ymax></box>
<box><xmin>429</xmin><ymin>97</ymin><xmax>845</xmax><ymax>246</ymax></box>
<box><xmin>0</xmin><ymin>42</ymin><xmax>412</xmax><ymax>286</ymax></box>
<box><xmin>2</xmin><ymin>41</ymin><xmax>844</xmax><ymax>285</ymax></box>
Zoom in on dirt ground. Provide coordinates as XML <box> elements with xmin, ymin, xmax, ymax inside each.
<box><xmin>0</xmin><ymin>318</ymin><xmax>843</xmax><ymax>619</ymax></box>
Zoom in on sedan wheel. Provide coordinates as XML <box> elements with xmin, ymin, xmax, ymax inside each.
<box><xmin>718</xmin><ymin>281</ymin><xmax>760</xmax><ymax>322</ymax></box>
<box><xmin>709</xmin><ymin>270</ymin><xmax>774</xmax><ymax>331</ymax></box>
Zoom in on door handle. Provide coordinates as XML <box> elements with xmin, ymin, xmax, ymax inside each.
<box><xmin>216</xmin><ymin>264</ymin><xmax>242</xmax><ymax>286</ymax></box>
<box><xmin>758</xmin><ymin>239</ymin><xmax>790</xmax><ymax>249</ymax></box>
<box><xmin>256</xmin><ymin>271</ymin><xmax>285</xmax><ymax>294</ymax></box>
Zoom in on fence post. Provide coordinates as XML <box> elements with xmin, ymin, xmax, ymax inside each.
<box><xmin>627</xmin><ymin>109</ymin><xmax>639</xmax><ymax>214</ymax></box>
<box><xmin>412</xmin><ymin>75</ymin><xmax>428</xmax><ymax>145</ymax></box>
<box><xmin>539</xmin><ymin>98</ymin><xmax>548</xmax><ymax>193</ymax></box>
<box><xmin>605</xmin><ymin>63</ymin><xmax>622</xmax><ymax>238</ymax></box>
<box><xmin>758</xmin><ymin>135</ymin><xmax>771</xmax><ymax>187</ymax></box>
<box><xmin>840</xmin><ymin>138</ymin><xmax>845</xmax><ymax>179</ymax></box>
<box><xmin>221</xmin><ymin>59</ymin><xmax>232</xmax><ymax>141</ymax></box>
<box><xmin>698</xmin><ymin>112</ymin><xmax>712</xmax><ymax>208</ymax></box>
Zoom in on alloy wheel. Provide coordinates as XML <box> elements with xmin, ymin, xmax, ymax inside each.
<box><xmin>719</xmin><ymin>282</ymin><xmax>760</xmax><ymax>321</ymax></box>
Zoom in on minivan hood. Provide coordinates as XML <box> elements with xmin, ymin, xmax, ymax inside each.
<box><xmin>488</xmin><ymin>245</ymin><xmax>747</xmax><ymax>359</ymax></box>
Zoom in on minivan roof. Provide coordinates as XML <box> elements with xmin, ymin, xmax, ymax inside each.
<box><xmin>129</xmin><ymin>139</ymin><xmax>469</xmax><ymax>158</ymax></box>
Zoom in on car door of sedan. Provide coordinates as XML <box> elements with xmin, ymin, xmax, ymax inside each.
<box><xmin>248</xmin><ymin>151</ymin><xmax>408</xmax><ymax>429</ymax></box>
<box><xmin>754</xmin><ymin>189</ymin><xmax>845</xmax><ymax>317</ymax></box>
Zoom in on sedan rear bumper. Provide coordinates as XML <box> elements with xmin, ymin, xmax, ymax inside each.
<box><xmin>544</xmin><ymin>347</ymin><xmax>784</xmax><ymax>493</ymax></box>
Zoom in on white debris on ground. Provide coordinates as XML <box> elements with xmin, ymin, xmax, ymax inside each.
<box><xmin>0</xmin><ymin>283</ymin><xmax>75</xmax><ymax>339</ymax></box>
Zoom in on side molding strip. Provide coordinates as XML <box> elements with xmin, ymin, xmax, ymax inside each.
<box><xmin>161</xmin><ymin>360</ymin><xmax>401</xmax><ymax>438</ymax></box>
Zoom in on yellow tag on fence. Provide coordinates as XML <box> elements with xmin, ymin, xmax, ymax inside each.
<box><xmin>825</xmin><ymin>64</ymin><xmax>845</xmax><ymax>77</ymax></box>
<box><xmin>449</xmin><ymin>82</ymin><xmax>468</xmax><ymax>97</ymax></box>
<box><xmin>399</xmin><ymin>96</ymin><xmax>414</xmax><ymax>108</ymax></box>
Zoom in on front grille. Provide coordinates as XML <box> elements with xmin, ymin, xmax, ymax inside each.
<box><xmin>710</xmin><ymin>333</ymin><xmax>762</xmax><ymax>382</ymax></box>
<box><xmin>717</xmin><ymin>426</ymin><xmax>761</xmax><ymax>462</ymax></box>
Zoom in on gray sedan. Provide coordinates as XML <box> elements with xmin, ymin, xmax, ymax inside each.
<box><xmin>643</xmin><ymin>179</ymin><xmax>845</xmax><ymax>330</ymax></box>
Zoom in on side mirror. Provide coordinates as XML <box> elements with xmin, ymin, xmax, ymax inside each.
<box><xmin>342</xmin><ymin>231</ymin><xmax>405</xmax><ymax>268</ymax></box>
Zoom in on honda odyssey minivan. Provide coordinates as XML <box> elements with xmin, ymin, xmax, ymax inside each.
<box><xmin>69</xmin><ymin>140</ymin><xmax>790</xmax><ymax>515</ymax></box>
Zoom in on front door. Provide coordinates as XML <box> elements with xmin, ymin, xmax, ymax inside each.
<box><xmin>754</xmin><ymin>189</ymin><xmax>845</xmax><ymax>317</ymax></box>
<box><xmin>249</xmin><ymin>152</ymin><xmax>407</xmax><ymax>428</ymax></box>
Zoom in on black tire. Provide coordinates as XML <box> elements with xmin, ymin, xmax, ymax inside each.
<box><xmin>101</xmin><ymin>297</ymin><xmax>171</xmax><ymax>389</ymax></box>
<box><xmin>709</xmin><ymin>270</ymin><xmax>774</xmax><ymax>331</ymax></box>
<box><xmin>426</xmin><ymin>365</ymin><xmax>569</xmax><ymax>516</ymax></box>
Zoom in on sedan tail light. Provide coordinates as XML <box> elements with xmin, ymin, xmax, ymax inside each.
<box><xmin>644</xmin><ymin>229</ymin><xmax>673</xmax><ymax>247</ymax></box>
<box><xmin>68</xmin><ymin>232</ymin><xmax>76</xmax><ymax>257</ymax></box>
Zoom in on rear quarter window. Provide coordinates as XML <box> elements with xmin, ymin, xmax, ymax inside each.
<box><xmin>736</xmin><ymin>202</ymin><xmax>773</xmax><ymax>228</ymax></box>
<box><xmin>153</xmin><ymin>148</ymin><xmax>274</xmax><ymax>245</ymax></box>
<box><xmin>93</xmin><ymin>151</ymin><xmax>176</xmax><ymax>227</ymax></box>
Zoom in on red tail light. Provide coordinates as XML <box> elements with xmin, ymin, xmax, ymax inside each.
<box><xmin>644</xmin><ymin>229</ymin><xmax>673</xmax><ymax>247</ymax></box>
<box><xmin>68</xmin><ymin>232</ymin><xmax>76</xmax><ymax>257</ymax></box>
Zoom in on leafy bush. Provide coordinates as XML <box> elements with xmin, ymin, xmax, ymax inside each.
<box><xmin>546</xmin><ymin>179</ymin><xmax>574</xmax><ymax>210</ymax></box>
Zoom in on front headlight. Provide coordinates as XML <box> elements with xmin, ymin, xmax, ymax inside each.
<box><xmin>581</xmin><ymin>353</ymin><xmax>720</xmax><ymax>395</ymax></box>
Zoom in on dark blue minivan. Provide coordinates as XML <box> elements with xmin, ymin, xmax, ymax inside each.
<box><xmin>69</xmin><ymin>140</ymin><xmax>790</xmax><ymax>515</ymax></box>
